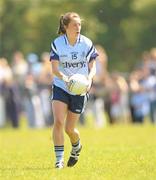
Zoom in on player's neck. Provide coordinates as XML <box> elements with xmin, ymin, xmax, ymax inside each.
<box><xmin>66</xmin><ymin>34</ymin><xmax>78</xmax><ymax>46</ymax></box>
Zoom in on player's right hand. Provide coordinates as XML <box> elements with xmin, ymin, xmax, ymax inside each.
<box><xmin>62</xmin><ymin>74</ymin><xmax>70</xmax><ymax>83</ymax></box>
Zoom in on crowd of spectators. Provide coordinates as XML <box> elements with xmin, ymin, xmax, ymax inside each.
<box><xmin>0</xmin><ymin>47</ymin><xmax>156</xmax><ymax>128</ymax></box>
<box><xmin>0</xmin><ymin>51</ymin><xmax>53</xmax><ymax>128</ymax></box>
<box><xmin>83</xmin><ymin>46</ymin><xmax>156</xmax><ymax>127</ymax></box>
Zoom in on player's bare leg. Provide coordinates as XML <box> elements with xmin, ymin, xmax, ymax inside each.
<box><xmin>52</xmin><ymin>100</ymin><xmax>67</xmax><ymax>168</ymax></box>
<box><xmin>65</xmin><ymin>111</ymin><xmax>82</xmax><ymax>167</ymax></box>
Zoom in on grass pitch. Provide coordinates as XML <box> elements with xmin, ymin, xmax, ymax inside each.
<box><xmin>0</xmin><ymin>123</ymin><xmax>156</xmax><ymax>180</ymax></box>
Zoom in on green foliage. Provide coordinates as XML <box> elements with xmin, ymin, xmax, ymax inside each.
<box><xmin>0</xmin><ymin>0</ymin><xmax>30</xmax><ymax>58</ymax></box>
<box><xmin>0</xmin><ymin>0</ymin><xmax>156</xmax><ymax>71</ymax></box>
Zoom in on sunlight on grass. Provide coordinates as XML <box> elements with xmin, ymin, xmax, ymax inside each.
<box><xmin>0</xmin><ymin>123</ymin><xmax>156</xmax><ymax>180</ymax></box>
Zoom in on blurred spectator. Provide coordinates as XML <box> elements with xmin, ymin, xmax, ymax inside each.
<box><xmin>149</xmin><ymin>48</ymin><xmax>156</xmax><ymax>75</ymax></box>
<box><xmin>129</xmin><ymin>69</ymin><xmax>149</xmax><ymax>123</ymax></box>
<box><xmin>27</xmin><ymin>53</ymin><xmax>42</xmax><ymax>77</ymax></box>
<box><xmin>11</xmin><ymin>51</ymin><xmax>28</xmax><ymax>113</ymax></box>
<box><xmin>0</xmin><ymin>58</ymin><xmax>6</xmax><ymax>127</ymax></box>
<box><xmin>109</xmin><ymin>73</ymin><xmax>130</xmax><ymax>124</ymax></box>
<box><xmin>2</xmin><ymin>58</ymin><xmax>20</xmax><ymax>128</ymax></box>
<box><xmin>12</xmin><ymin>51</ymin><xmax>28</xmax><ymax>84</ymax></box>
<box><xmin>24</xmin><ymin>53</ymin><xmax>45</xmax><ymax>128</ymax></box>
<box><xmin>38</xmin><ymin>52</ymin><xmax>54</xmax><ymax>126</ymax></box>
<box><xmin>141</xmin><ymin>54</ymin><xmax>156</xmax><ymax>124</ymax></box>
<box><xmin>85</xmin><ymin>45</ymin><xmax>108</xmax><ymax>127</ymax></box>
<box><xmin>102</xmin><ymin>73</ymin><xmax>115</xmax><ymax>124</ymax></box>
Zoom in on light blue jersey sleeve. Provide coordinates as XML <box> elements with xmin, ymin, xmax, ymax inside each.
<box><xmin>81</xmin><ymin>35</ymin><xmax>98</xmax><ymax>62</ymax></box>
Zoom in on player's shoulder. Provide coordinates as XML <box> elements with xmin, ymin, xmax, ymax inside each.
<box><xmin>51</xmin><ymin>35</ymin><xmax>65</xmax><ymax>46</ymax></box>
<box><xmin>80</xmin><ymin>35</ymin><xmax>93</xmax><ymax>47</ymax></box>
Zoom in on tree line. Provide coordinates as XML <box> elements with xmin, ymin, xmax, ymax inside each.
<box><xmin>0</xmin><ymin>0</ymin><xmax>156</xmax><ymax>71</ymax></box>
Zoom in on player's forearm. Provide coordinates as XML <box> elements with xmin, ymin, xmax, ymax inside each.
<box><xmin>53</xmin><ymin>70</ymin><xmax>69</xmax><ymax>82</ymax></box>
<box><xmin>88</xmin><ymin>60</ymin><xmax>96</xmax><ymax>80</ymax></box>
<box><xmin>52</xmin><ymin>61</ymin><xmax>69</xmax><ymax>82</ymax></box>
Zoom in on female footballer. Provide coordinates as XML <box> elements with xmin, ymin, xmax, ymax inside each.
<box><xmin>50</xmin><ymin>12</ymin><xmax>98</xmax><ymax>168</ymax></box>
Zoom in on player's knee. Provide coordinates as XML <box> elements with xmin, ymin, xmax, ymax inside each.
<box><xmin>65</xmin><ymin>126</ymin><xmax>74</xmax><ymax>136</ymax></box>
<box><xmin>54</xmin><ymin>118</ymin><xmax>64</xmax><ymax>129</ymax></box>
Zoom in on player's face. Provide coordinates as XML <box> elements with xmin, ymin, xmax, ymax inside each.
<box><xmin>65</xmin><ymin>17</ymin><xmax>81</xmax><ymax>37</ymax></box>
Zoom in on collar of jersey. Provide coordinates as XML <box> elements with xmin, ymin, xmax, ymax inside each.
<box><xmin>64</xmin><ymin>34</ymin><xmax>82</xmax><ymax>46</ymax></box>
